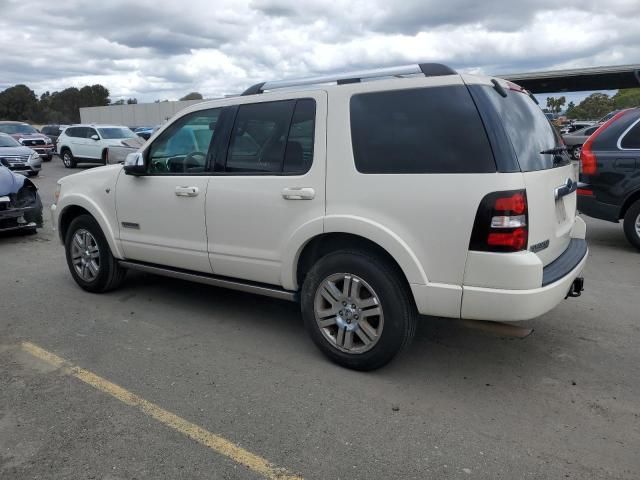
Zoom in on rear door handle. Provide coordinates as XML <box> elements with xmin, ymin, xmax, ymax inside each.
<box><xmin>175</xmin><ymin>186</ymin><xmax>199</xmax><ymax>197</ymax></box>
<box><xmin>282</xmin><ymin>187</ymin><xmax>315</xmax><ymax>200</ymax></box>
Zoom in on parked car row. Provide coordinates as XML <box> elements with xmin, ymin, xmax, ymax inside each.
<box><xmin>0</xmin><ymin>121</ymin><xmax>54</xmax><ymax>161</ymax></box>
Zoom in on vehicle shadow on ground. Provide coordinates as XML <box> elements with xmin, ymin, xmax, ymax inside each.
<box><xmin>119</xmin><ymin>269</ymin><xmax>546</xmax><ymax>387</ymax></box>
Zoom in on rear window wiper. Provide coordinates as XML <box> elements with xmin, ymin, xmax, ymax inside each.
<box><xmin>540</xmin><ymin>146</ymin><xmax>568</xmax><ymax>155</ymax></box>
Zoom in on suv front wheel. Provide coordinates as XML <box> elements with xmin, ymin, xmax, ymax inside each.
<box><xmin>61</xmin><ymin>149</ymin><xmax>77</xmax><ymax>168</ymax></box>
<box><xmin>64</xmin><ymin>214</ymin><xmax>126</xmax><ymax>292</ymax></box>
<box><xmin>301</xmin><ymin>250</ymin><xmax>417</xmax><ymax>370</ymax></box>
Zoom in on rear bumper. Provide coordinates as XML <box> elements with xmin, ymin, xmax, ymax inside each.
<box><xmin>577</xmin><ymin>194</ymin><xmax>619</xmax><ymax>223</ymax></box>
<box><xmin>460</xmin><ymin>241</ymin><xmax>588</xmax><ymax>322</ymax></box>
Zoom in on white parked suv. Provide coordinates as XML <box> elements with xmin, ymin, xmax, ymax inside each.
<box><xmin>57</xmin><ymin>125</ymin><xmax>138</xmax><ymax>168</ymax></box>
<box><xmin>51</xmin><ymin>64</ymin><xmax>587</xmax><ymax>370</ymax></box>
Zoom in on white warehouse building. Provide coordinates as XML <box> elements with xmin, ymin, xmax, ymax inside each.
<box><xmin>79</xmin><ymin>99</ymin><xmax>206</xmax><ymax>127</ymax></box>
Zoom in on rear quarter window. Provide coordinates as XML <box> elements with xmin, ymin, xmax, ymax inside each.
<box><xmin>350</xmin><ymin>85</ymin><xmax>495</xmax><ymax>174</ymax></box>
<box><xmin>620</xmin><ymin>119</ymin><xmax>640</xmax><ymax>149</ymax></box>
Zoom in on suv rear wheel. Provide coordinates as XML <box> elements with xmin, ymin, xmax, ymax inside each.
<box><xmin>64</xmin><ymin>214</ymin><xmax>126</xmax><ymax>292</ymax></box>
<box><xmin>623</xmin><ymin>199</ymin><xmax>640</xmax><ymax>250</ymax></box>
<box><xmin>301</xmin><ymin>250</ymin><xmax>416</xmax><ymax>370</ymax></box>
<box><xmin>61</xmin><ymin>149</ymin><xmax>76</xmax><ymax>168</ymax></box>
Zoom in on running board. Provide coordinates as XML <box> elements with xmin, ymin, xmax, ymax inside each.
<box><xmin>118</xmin><ymin>261</ymin><xmax>298</xmax><ymax>302</ymax></box>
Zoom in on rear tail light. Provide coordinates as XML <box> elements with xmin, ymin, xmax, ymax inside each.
<box><xmin>580</xmin><ymin>109</ymin><xmax>630</xmax><ymax>175</ymax></box>
<box><xmin>470</xmin><ymin>190</ymin><xmax>528</xmax><ymax>252</ymax></box>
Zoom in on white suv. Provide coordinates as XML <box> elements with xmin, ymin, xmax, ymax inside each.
<box><xmin>51</xmin><ymin>64</ymin><xmax>587</xmax><ymax>370</ymax></box>
<box><xmin>57</xmin><ymin>125</ymin><xmax>138</xmax><ymax>168</ymax></box>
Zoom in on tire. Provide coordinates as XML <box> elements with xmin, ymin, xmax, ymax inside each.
<box><xmin>64</xmin><ymin>214</ymin><xmax>126</xmax><ymax>293</ymax></box>
<box><xmin>28</xmin><ymin>171</ymin><xmax>39</xmax><ymax>177</ymax></box>
<box><xmin>301</xmin><ymin>250</ymin><xmax>417</xmax><ymax>371</ymax></box>
<box><xmin>61</xmin><ymin>149</ymin><xmax>76</xmax><ymax>168</ymax></box>
<box><xmin>102</xmin><ymin>149</ymin><xmax>109</xmax><ymax>165</ymax></box>
<box><xmin>623</xmin><ymin>199</ymin><xmax>640</xmax><ymax>250</ymax></box>
<box><xmin>44</xmin><ymin>155</ymin><xmax>52</xmax><ymax>162</ymax></box>
<box><xmin>571</xmin><ymin>145</ymin><xmax>582</xmax><ymax>160</ymax></box>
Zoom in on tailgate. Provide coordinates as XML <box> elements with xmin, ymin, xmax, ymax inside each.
<box><xmin>523</xmin><ymin>163</ymin><xmax>577</xmax><ymax>266</ymax></box>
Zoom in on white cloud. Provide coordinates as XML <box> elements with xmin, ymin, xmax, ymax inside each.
<box><xmin>0</xmin><ymin>0</ymin><xmax>638</xmax><ymax>102</ymax></box>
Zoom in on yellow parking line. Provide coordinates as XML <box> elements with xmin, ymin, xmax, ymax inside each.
<box><xmin>21</xmin><ymin>341</ymin><xmax>302</xmax><ymax>480</ymax></box>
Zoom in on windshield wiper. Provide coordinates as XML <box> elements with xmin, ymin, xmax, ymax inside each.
<box><xmin>540</xmin><ymin>146</ymin><xmax>568</xmax><ymax>155</ymax></box>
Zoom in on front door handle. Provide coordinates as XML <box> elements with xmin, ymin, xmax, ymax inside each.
<box><xmin>282</xmin><ymin>187</ymin><xmax>315</xmax><ymax>200</ymax></box>
<box><xmin>175</xmin><ymin>186</ymin><xmax>199</xmax><ymax>197</ymax></box>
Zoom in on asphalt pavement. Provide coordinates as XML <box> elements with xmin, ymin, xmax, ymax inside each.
<box><xmin>1</xmin><ymin>157</ymin><xmax>639</xmax><ymax>479</ymax></box>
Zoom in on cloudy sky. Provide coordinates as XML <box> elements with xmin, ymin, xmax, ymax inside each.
<box><xmin>1</xmin><ymin>0</ymin><xmax>639</xmax><ymax>103</ymax></box>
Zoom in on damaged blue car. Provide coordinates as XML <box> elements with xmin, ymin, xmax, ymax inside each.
<box><xmin>0</xmin><ymin>164</ymin><xmax>43</xmax><ymax>234</ymax></box>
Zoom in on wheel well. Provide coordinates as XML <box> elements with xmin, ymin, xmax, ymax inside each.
<box><xmin>59</xmin><ymin>146</ymin><xmax>70</xmax><ymax>154</ymax></box>
<box><xmin>59</xmin><ymin>205</ymin><xmax>91</xmax><ymax>242</ymax></box>
<box><xmin>102</xmin><ymin>148</ymin><xmax>108</xmax><ymax>160</ymax></box>
<box><xmin>620</xmin><ymin>190</ymin><xmax>640</xmax><ymax>219</ymax></box>
<box><xmin>296</xmin><ymin>233</ymin><xmax>413</xmax><ymax>295</ymax></box>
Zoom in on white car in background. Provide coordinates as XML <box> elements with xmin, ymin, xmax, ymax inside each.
<box><xmin>57</xmin><ymin>125</ymin><xmax>138</xmax><ymax>168</ymax></box>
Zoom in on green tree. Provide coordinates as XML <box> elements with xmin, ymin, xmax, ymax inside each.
<box><xmin>546</xmin><ymin>96</ymin><xmax>566</xmax><ymax>115</ymax></box>
<box><xmin>180</xmin><ymin>92</ymin><xmax>203</xmax><ymax>101</ymax></box>
<box><xmin>566</xmin><ymin>93</ymin><xmax>614</xmax><ymax>120</ymax></box>
<box><xmin>612</xmin><ymin>88</ymin><xmax>640</xmax><ymax>109</ymax></box>
<box><xmin>565</xmin><ymin>101</ymin><xmax>575</xmax><ymax>115</ymax></box>
<box><xmin>126</xmin><ymin>98</ymin><xmax>138</xmax><ymax>104</ymax></box>
<box><xmin>0</xmin><ymin>84</ymin><xmax>39</xmax><ymax>121</ymax></box>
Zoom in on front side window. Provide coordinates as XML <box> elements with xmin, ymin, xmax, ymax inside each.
<box><xmin>350</xmin><ymin>86</ymin><xmax>495</xmax><ymax>174</ymax></box>
<box><xmin>225</xmin><ymin>98</ymin><xmax>316</xmax><ymax>174</ymax></box>
<box><xmin>85</xmin><ymin>128</ymin><xmax>98</xmax><ymax>139</ymax></box>
<box><xmin>147</xmin><ymin>108</ymin><xmax>221</xmax><ymax>174</ymax></box>
<box><xmin>620</xmin><ymin>120</ymin><xmax>640</xmax><ymax>149</ymax></box>
<box><xmin>98</xmin><ymin>127</ymin><xmax>136</xmax><ymax>139</ymax></box>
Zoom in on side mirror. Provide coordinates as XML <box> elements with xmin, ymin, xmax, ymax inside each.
<box><xmin>91</xmin><ymin>134</ymin><xmax>99</xmax><ymax>141</ymax></box>
<box><xmin>123</xmin><ymin>152</ymin><xmax>146</xmax><ymax>175</ymax></box>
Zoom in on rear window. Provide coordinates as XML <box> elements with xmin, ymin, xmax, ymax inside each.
<box><xmin>350</xmin><ymin>86</ymin><xmax>495</xmax><ymax>174</ymax></box>
<box><xmin>482</xmin><ymin>86</ymin><xmax>569</xmax><ymax>171</ymax></box>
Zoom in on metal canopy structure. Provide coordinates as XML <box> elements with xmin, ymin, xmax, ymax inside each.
<box><xmin>500</xmin><ymin>64</ymin><xmax>640</xmax><ymax>94</ymax></box>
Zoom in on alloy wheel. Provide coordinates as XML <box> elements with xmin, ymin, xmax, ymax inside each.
<box><xmin>71</xmin><ymin>229</ymin><xmax>100</xmax><ymax>282</ymax></box>
<box><xmin>313</xmin><ymin>273</ymin><xmax>384</xmax><ymax>354</ymax></box>
<box><xmin>635</xmin><ymin>212</ymin><xmax>640</xmax><ymax>238</ymax></box>
<box><xmin>572</xmin><ymin>146</ymin><xmax>582</xmax><ymax>160</ymax></box>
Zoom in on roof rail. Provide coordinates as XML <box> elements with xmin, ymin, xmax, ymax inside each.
<box><xmin>241</xmin><ymin>63</ymin><xmax>456</xmax><ymax>96</ymax></box>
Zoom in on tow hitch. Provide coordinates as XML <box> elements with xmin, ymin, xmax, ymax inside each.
<box><xmin>566</xmin><ymin>277</ymin><xmax>584</xmax><ymax>298</ymax></box>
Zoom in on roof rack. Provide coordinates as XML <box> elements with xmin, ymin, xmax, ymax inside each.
<box><xmin>241</xmin><ymin>63</ymin><xmax>456</xmax><ymax>96</ymax></box>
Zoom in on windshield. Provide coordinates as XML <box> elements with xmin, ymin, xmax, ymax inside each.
<box><xmin>483</xmin><ymin>86</ymin><xmax>570</xmax><ymax>171</ymax></box>
<box><xmin>97</xmin><ymin>127</ymin><xmax>136</xmax><ymax>139</ymax></box>
<box><xmin>0</xmin><ymin>123</ymin><xmax>38</xmax><ymax>135</ymax></box>
<box><xmin>0</xmin><ymin>134</ymin><xmax>21</xmax><ymax>147</ymax></box>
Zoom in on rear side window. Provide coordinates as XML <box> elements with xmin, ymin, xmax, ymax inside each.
<box><xmin>226</xmin><ymin>98</ymin><xmax>316</xmax><ymax>174</ymax></box>
<box><xmin>350</xmin><ymin>86</ymin><xmax>495</xmax><ymax>174</ymax></box>
<box><xmin>481</xmin><ymin>86</ymin><xmax>568</xmax><ymax>171</ymax></box>
<box><xmin>620</xmin><ymin>120</ymin><xmax>640</xmax><ymax>149</ymax></box>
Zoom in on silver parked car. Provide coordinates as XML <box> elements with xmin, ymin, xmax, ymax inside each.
<box><xmin>0</xmin><ymin>133</ymin><xmax>42</xmax><ymax>176</ymax></box>
<box><xmin>562</xmin><ymin>124</ymin><xmax>600</xmax><ymax>160</ymax></box>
